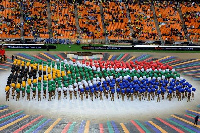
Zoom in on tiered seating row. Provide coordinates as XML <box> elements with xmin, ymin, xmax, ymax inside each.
<box><xmin>78</xmin><ymin>1</ymin><xmax>104</xmax><ymax>39</ymax></box>
<box><xmin>0</xmin><ymin>0</ymin><xmax>21</xmax><ymax>38</ymax></box>
<box><xmin>50</xmin><ymin>0</ymin><xmax>77</xmax><ymax>39</ymax></box>
<box><xmin>0</xmin><ymin>1</ymin><xmax>200</xmax><ymax>42</ymax></box>
<box><xmin>103</xmin><ymin>1</ymin><xmax>131</xmax><ymax>40</ymax></box>
<box><xmin>22</xmin><ymin>0</ymin><xmax>49</xmax><ymax>39</ymax></box>
<box><xmin>180</xmin><ymin>2</ymin><xmax>200</xmax><ymax>42</ymax></box>
<box><xmin>154</xmin><ymin>1</ymin><xmax>186</xmax><ymax>42</ymax></box>
<box><xmin>128</xmin><ymin>2</ymin><xmax>159</xmax><ymax>40</ymax></box>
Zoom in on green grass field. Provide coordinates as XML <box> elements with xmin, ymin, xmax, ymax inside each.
<box><xmin>5</xmin><ymin>44</ymin><xmax>200</xmax><ymax>53</ymax></box>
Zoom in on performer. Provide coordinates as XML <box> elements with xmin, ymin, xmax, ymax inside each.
<box><xmin>80</xmin><ymin>86</ymin><xmax>84</xmax><ymax>101</ymax></box>
<box><xmin>157</xmin><ymin>90</ymin><xmax>161</xmax><ymax>102</ymax></box>
<box><xmin>63</xmin><ymin>86</ymin><xmax>67</xmax><ymax>99</ymax></box>
<box><xmin>74</xmin><ymin>86</ymin><xmax>78</xmax><ymax>99</ymax></box>
<box><xmin>111</xmin><ymin>88</ymin><xmax>115</xmax><ymax>101</ymax></box>
<box><xmin>21</xmin><ymin>87</ymin><xmax>25</xmax><ymax>98</ymax></box>
<box><xmin>16</xmin><ymin>88</ymin><xmax>20</xmax><ymax>101</ymax></box>
<box><xmin>26</xmin><ymin>89</ymin><xmax>30</xmax><ymax>101</ymax></box>
<box><xmin>69</xmin><ymin>87</ymin><xmax>73</xmax><ymax>100</ymax></box>
<box><xmin>32</xmin><ymin>87</ymin><xmax>36</xmax><ymax>99</ymax></box>
<box><xmin>116</xmin><ymin>87</ymin><xmax>120</xmax><ymax>99</ymax></box>
<box><xmin>5</xmin><ymin>86</ymin><xmax>10</xmax><ymax>101</ymax></box>
<box><xmin>121</xmin><ymin>88</ymin><xmax>125</xmax><ymax>101</ymax></box>
<box><xmin>57</xmin><ymin>86</ymin><xmax>62</xmax><ymax>100</ymax></box>
<box><xmin>168</xmin><ymin>90</ymin><xmax>172</xmax><ymax>101</ymax></box>
<box><xmin>90</xmin><ymin>88</ymin><xmax>94</xmax><ymax>101</ymax></box>
<box><xmin>11</xmin><ymin>83</ymin><xmax>15</xmax><ymax>99</ymax></box>
<box><xmin>130</xmin><ymin>89</ymin><xmax>134</xmax><ymax>101</ymax></box>
<box><xmin>126</xmin><ymin>87</ymin><xmax>131</xmax><ymax>100</ymax></box>
<box><xmin>147</xmin><ymin>89</ymin><xmax>151</xmax><ymax>101</ymax></box>
<box><xmin>105</xmin><ymin>86</ymin><xmax>109</xmax><ymax>99</ymax></box>
<box><xmin>192</xmin><ymin>88</ymin><xmax>196</xmax><ymax>100</ymax></box>
<box><xmin>52</xmin><ymin>86</ymin><xmax>56</xmax><ymax>99</ymax></box>
<box><xmin>94</xmin><ymin>86</ymin><xmax>99</xmax><ymax>99</ymax></box>
<box><xmin>99</xmin><ymin>86</ymin><xmax>103</xmax><ymax>100</ymax></box>
<box><xmin>38</xmin><ymin>87</ymin><xmax>41</xmax><ymax>101</ymax></box>
<box><xmin>161</xmin><ymin>90</ymin><xmax>165</xmax><ymax>100</ymax></box>
<box><xmin>73</xmin><ymin>83</ymin><xmax>78</xmax><ymax>99</ymax></box>
<box><xmin>48</xmin><ymin>87</ymin><xmax>52</xmax><ymax>101</ymax></box>
<box><xmin>85</xmin><ymin>86</ymin><xmax>89</xmax><ymax>99</ymax></box>
<box><xmin>151</xmin><ymin>88</ymin><xmax>155</xmax><ymax>100</ymax></box>
<box><xmin>178</xmin><ymin>91</ymin><xmax>181</xmax><ymax>101</ymax></box>
<box><xmin>43</xmin><ymin>86</ymin><xmax>47</xmax><ymax>99</ymax></box>
<box><xmin>22</xmin><ymin>81</ymin><xmax>26</xmax><ymax>98</ymax></box>
<box><xmin>187</xmin><ymin>89</ymin><xmax>191</xmax><ymax>102</ymax></box>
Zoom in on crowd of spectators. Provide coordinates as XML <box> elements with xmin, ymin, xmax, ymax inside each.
<box><xmin>50</xmin><ymin>0</ymin><xmax>77</xmax><ymax>39</ymax></box>
<box><xmin>154</xmin><ymin>1</ymin><xmax>186</xmax><ymax>42</ymax></box>
<box><xmin>78</xmin><ymin>0</ymin><xmax>104</xmax><ymax>39</ymax></box>
<box><xmin>128</xmin><ymin>1</ymin><xmax>159</xmax><ymax>40</ymax></box>
<box><xmin>180</xmin><ymin>2</ymin><xmax>200</xmax><ymax>42</ymax></box>
<box><xmin>103</xmin><ymin>1</ymin><xmax>131</xmax><ymax>40</ymax></box>
<box><xmin>0</xmin><ymin>0</ymin><xmax>21</xmax><ymax>38</ymax></box>
<box><xmin>0</xmin><ymin>0</ymin><xmax>200</xmax><ymax>44</ymax></box>
<box><xmin>22</xmin><ymin>0</ymin><xmax>49</xmax><ymax>38</ymax></box>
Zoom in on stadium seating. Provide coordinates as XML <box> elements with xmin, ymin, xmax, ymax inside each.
<box><xmin>0</xmin><ymin>0</ymin><xmax>21</xmax><ymax>38</ymax></box>
<box><xmin>103</xmin><ymin>1</ymin><xmax>131</xmax><ymax>40</ymax></box>
<box><xmin>22</xmin><ymin>0</ymin><xmax>49</xmax><ymax>39</ymax></box>
<box><xmin>78</xmin><ymin>1</ymin><xmax>104</xmax><ymax>39</ymax></box>
<box><xmin>128</xmin><ymin>2</ymin><xmax>159</xmax><ymax>40</ymax></box>
<box><xmin>0</xmin><ymin>1</ymin><xmax>200</xmax><ymax>44</ymax></box>
<box><xmin>180</xmin><ymin>2</ymin><xmax>200</xmax><ymax>42</ymax></box>
<box><xmin>50</xmin><ymin>0</ymin><xmax>77</xmax><ymax>39</ymax></box>
<box><xmin>154</xmin><ymin>1</ymin><xmax>187</xmax><ymax>42</ymax></box>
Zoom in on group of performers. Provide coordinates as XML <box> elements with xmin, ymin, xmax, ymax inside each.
<box><xmin>5</xmin><ymin>59</ymin><xmax>196</xmax><ymax>102</ymax></box>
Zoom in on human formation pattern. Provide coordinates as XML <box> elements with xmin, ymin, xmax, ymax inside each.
<box><xmin>5</xmin><ymin>59</ymin><xmax>196</xmax><ymax>102</ymax></box>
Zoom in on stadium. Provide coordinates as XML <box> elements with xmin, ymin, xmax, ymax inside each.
<box><xmin>0</xmin><ymin>0</ymin><xmax>200</xmax><ymax>132</ymax></box>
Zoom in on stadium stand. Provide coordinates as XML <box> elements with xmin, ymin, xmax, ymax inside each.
<box><xmin>128</xmin><ymin>1</ymin><xmax>159</xmax><ymax>40</ymax></box>
<box><xmin>50</xmin><ymin>0</ymin><xmax>77</xmax><ymax>39</ymax></box>
<box><xmin>103</xmin><ymin>1</ymin><xmax>131</xmax><ymax>40</ymax></box>
<box><xmin>22</xmin><ymin>0</ymin><xmax>49</xmax><ymax>39</ymax></box>
<box><xmin>154</xmin><ymin>1</ymin><xmax>187</xmax><ymax>42</ymax></box>
<box><xmin>0</xmin><ymin>0</ymin><xmax>200</xmax><ymax>44</ymax></box>
<box><xmin>180</xmin><ymin>2</ymin><xmax>200</xmax><ymax>42</ymax></box>
<box><xmin>78</xmin><ymin>1</ymin><xmax>104</xmax><ymax>39</ymax></box>
<box><xmin>0</xmin><ymin>0</ymin><xmax>21</xmax><ymax>39</ymax></box>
